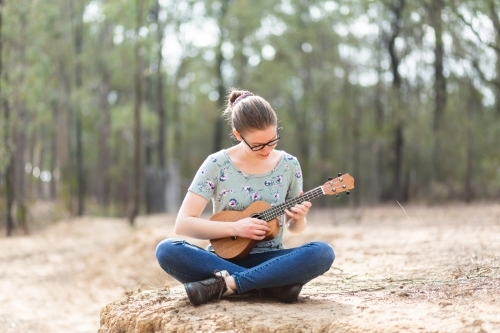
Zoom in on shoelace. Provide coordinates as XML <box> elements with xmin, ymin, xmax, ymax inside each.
<box><xmin>201</xmin><ymin>270</ymin><xmax>227</xmax><ymax>300</ymax></box>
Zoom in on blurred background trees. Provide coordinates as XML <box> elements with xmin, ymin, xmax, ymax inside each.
<box><xmin>1</xmin><ymin>0</ymin><xmax>499</xmax><ymax>235</ymax></box>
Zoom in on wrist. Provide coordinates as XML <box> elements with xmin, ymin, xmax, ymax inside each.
<box><xmin>288</xmin><ymin>216</ymin><xmax>306</xmax><ymax>227</ymax></box>
<box><xmin>293</xmin><ymin>215</ymin><xmax>306</xmax><ymax>222</ymax></box>
<box><xmin>288</xmin><ymin>217</ymin><xmax>307</xmax><ymax>234</ymax></box>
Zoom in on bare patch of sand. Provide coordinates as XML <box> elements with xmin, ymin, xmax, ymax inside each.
<box><xmin>1</xmin><ymin>204</ymin><xmax>499</xmax><ymax>332</ymax></box>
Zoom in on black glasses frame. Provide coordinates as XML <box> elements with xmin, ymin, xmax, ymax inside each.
<box><xmin>240</xmin><ymin>132</ymin><xmax>281</xmax><ymax>151</ymax></box>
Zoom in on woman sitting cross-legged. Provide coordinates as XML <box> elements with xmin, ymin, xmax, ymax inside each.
<box><xmin>155</xmin><ymin>88</ymin><xmax>335</xmax><ymax>306</ymax></box>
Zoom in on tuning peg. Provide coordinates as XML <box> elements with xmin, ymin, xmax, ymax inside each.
<box><xmin>336</xmin><ymin>194</ymin><xmax>340</xmax><ymax>199</ymax></box>
<box><xmin>328</xmin><ymin>177</ymin><xmax>333</xmax><ymax>181</ymax></box>
<box><xmin>346</xmin><ymin>191</ymin><xmax>350</xmax><ymax>196</ymax></box>
<box><xmin>338</xmin><ymin>173</ymin><xmax>342</xmax><ymax>177</ymax></box>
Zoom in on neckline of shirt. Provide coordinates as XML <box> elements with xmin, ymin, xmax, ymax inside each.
<box><xmin>222</xmin><ymin>149</ymin><xmax>286</xmax><ymax>178</ymax></box>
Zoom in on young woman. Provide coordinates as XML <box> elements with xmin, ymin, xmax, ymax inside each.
<box><xmin>155</xmin><ymin>89</ymin><xmax>335</xmax><ymax>306</ymax></box>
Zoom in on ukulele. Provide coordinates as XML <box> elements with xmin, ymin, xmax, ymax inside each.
<box><xmin>210</xmin><ymin>173</ymin><xmax>355</xmax><ymax>260</ymax></box>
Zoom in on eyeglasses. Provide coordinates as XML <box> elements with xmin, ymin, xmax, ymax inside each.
<box><xmin>241</xmin><ymin>133</ymin><xmax>281</xmax><ymax>151</ymax></box>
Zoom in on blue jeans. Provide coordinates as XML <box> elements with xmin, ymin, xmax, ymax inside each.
<box><xmin>155</xmin><ymin>239</ymin><xmax>335</xmax><ymax>294</ymax></box>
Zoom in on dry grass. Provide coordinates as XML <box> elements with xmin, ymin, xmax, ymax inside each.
<box><xmin>317</xmin><ymin>264</ymin><xmax>500</xmax><ymax>301</ymax></box>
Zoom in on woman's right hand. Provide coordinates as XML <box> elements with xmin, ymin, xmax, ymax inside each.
<box><xmin>232</xmin><ymin>217</ymin><xmax>271</xmax><ymax>240</ymax></box>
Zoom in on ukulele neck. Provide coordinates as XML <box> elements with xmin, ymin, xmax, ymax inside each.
<box><xmin>259</xmin><ymin>187</ymin><xmax>324</xmax><ymax>222</ymax></box>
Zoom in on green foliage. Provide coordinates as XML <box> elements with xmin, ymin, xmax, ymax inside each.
<box><xmin>1</xmin><ymin>0</ymin><xmax>500</xmax><ymax>221</ymax></box>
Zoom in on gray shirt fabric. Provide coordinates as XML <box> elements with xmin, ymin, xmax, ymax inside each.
<box><xmin>188</xmin><ymin>149</ymin><xmax>303</xmax><ymax>253</ymax></box>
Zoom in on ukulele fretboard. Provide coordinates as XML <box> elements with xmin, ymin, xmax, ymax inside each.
<box><xmin>259</xmin><ymin>187</ymin><xmax>324</xmax><ymax>222</ymax></box>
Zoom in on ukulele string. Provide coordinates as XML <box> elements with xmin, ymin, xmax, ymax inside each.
<box><xmin>261</xmin><ymin>184</ymin><xmax>337</xmax><ymax>221</ymax></box>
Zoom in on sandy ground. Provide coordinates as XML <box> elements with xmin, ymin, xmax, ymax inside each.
<box><xmin>0</xmin><ymin>203</ymin><xmax>499</xmax><ymax>332</ymax></box>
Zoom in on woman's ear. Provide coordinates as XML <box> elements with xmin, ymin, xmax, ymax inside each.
<box><xmin>233</xmin><ymin>129</ymin><xmax>242</xmax><ymax>141</ymax></box>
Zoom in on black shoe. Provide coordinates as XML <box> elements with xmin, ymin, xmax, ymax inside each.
<box><xmin>184</xmin><ymin>270</ymin><xmax>228</xmax><ymax>306</ymax></box>
<box><xmin>261</xmin><ymin>283</ymin><xmax>303</xmax><ymax>303</ymax></box>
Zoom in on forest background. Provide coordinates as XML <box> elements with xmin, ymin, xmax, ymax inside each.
<box><xmin>1</xmin><ymin>0</ymin><xmax>499</xmax><ymax>235</ymax></box>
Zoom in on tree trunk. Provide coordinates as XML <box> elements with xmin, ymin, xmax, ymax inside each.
<box><xmin>170</xmin><ymin>56</ymin><xmax>188</xmax><ymax>211</ymax></box>
<box><xmin>96</xmin><ymin>23</ymin><xmax>113</xmax><ymax>209</ymax></box>
<box><xmin>75</xmin><ymin>88</ymin><xmax>84</xmax><ymax>214</ymax></box>
<box><xmin>10</xmin><ymin>3</ymin><xmax>29</xmax><ymax>234</ymax></box>
<box><xmin>129</xmin><ymin>0</ymin><xmax>144</xmax><ymax>225</ymax></box>
<box><xmin>145</xmin><ymin>140</ymin><xmax>153</xmax><ymax>214</ymax></box>
<box><xmin>487</xmin><ymin>1</ymin><xmax>500</xmax><ymax>116</ymax></box>
<box><xmin>154</xmin><ymin>0</ymin><xmax>166</xmax><ymax>171</ymax></box>
<box><xmin>296</xmin><ymin>43</ymin><xmax>313</xmax><ymax>189</ymax></box>
<box><xmin>50</xmin><ymin>102</ymin><xmax>58</xmax><ymax>200</ymax></box>
<box><xmin>351</xmin><ymin>95</ymin><xmax>361</xmax><ymax>207</ymax></box>
<box><xmin>372</xmin><ymin>42</ymin><xmax>385</xmax><ymax>204</ymax></box>
<box><xmin>15</xmin><ymin>107</ymin><xmax>28</xmax><ymax>234</ymax></box>
<box><xmin>213</xmin><ymin>0</ymin><xmax>229</xmax><ymax>153</ymax></box>
<box><xmin>464</xmin><ymin>81</ymin><xmax>481</xmax><ymax>202</ymax></box>
<box><xmin>464</xmin><ymin>122</ymin><xmax>473</xmax><ymax>203</ymax></box>
<box><xmin>98</xmin><ymin>67</ymin><xmax>112</xmax><ymax>207</ymax></box>
<box><xmin>430</xmin><ymin>0</ymin><xmax>447</xmax><ymax>132</ymax></box>
<box><xmin>1</xmin><ymin>2</ymin><xmax>15</xmax><ymax>233</ymax></box>
<box><xmin>429</xmin><ymin>0</ymin><xmax>447</xmax><ymax>181</ymax></box>
<box><xmin>69</xmin><ymin>0</ymin><xmax>86</xmax><ymax>216</ymax></box>
<box><xmin>393</xmin><ymin>120</ymin><xmax>404</xmax><ymax>201</ymax></box>
<box><xmin>0</xmin><ymin>0</ymin><xmax>14</xmax><ymax>236</ymax></box>
<box><xmin>386</xmin><ymin>0</ymin><xmax>406</xmax><ymax>202</ymax></box>
<box><xmin>3</xmin><ymin>99</ymin><xmax>15</xmax><ymax>236</ymax></box>
<box><xmin>317</xmin><ymin>89</ymin><xmax>332</xmax><ymax>207</ymax></box>
<box><xmin>5</xmin><ymin>161</ymin><xmax>15</xmax><ymax>236</ymax></box>
<box><xmin>155</xmin><ymin>0</ymin><xmax>167</xmax><ymax>212</ymax></box>
<box><xmin>56</xmin><ymin>57</ymin><xmax>73</xmax><ymax>213</ymax></box>
<box><xmin>37</xmin><ymin>143</ymin><xmax>45</xmax><ymax>198</ymax></box>
<box><xmin>172</xmin><ymin>58</ymin><xmax>187</xmax><ymax>162</ymax></box>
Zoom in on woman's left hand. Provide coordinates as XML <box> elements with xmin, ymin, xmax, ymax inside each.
<box><xmin>284</xmin><ymin>191</ymin><xmax>311</xmax><ymax>222</ymax></box>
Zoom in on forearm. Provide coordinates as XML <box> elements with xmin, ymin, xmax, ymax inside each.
<box><xmin>175</xmin><ymin>216</ymin><xmax>235</xmax><ymax>240</ymax></box>
<box><xmin>174</xmin><ymin>191</ymin><xmax>236</xmax><ymax>240</ymax></box>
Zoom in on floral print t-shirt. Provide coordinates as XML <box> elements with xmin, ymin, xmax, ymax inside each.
<box><xmin>188</xmin><ymin>149</ymin><xmax>303</xmax><ymax>254</ymax></box>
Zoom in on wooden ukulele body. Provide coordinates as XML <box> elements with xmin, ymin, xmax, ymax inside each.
<box><xmin>210</xmin><ymin>201</ymin><xmax>280</xmax><ymax>260</ymax></box>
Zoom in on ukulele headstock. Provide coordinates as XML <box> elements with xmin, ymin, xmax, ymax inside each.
<box><xmin>322</xmin><ymin>173</ymin><xmax>355</xmax><ymax>197</ymax></box>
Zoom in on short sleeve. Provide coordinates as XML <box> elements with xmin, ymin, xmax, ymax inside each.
<box><xmin>187</xmin><ymin>154</ymin><xmax>221</xmax><ymax>201</ymax></box>
<box><xmin>285</xmin><ymin>155</ymin><xmax>303</xmax><ymax>200</ymax></box>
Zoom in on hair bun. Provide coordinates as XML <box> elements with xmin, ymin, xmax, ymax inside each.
<box><xmin>229</xmin><ymin>90</ymin><xmax>254</xmax><ymax>108</ymax></box>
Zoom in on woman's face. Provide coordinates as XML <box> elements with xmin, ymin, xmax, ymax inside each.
<box><xmin>236</xmin><ymin>126</ymin><xmax>279</xmax><ymax>159</ymax></box>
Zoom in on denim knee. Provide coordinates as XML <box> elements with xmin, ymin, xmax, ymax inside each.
<box><xmin>310</xmin><ymin>241</ymin><xmax>335</xmax><ymax>270</ymax></box>
<box><xmin>155</xmin><ymin>238</ymin><xmax>183</xmax><ymax>266</ymax></box>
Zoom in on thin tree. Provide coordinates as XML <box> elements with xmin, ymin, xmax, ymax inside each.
<box><xmin>154</xmin><ymin>0</ymin><xmax>167</xmax><ymax>212</ymax></box>
<box><xmin>1</xmin><ymin>0</ymin><xmax>15</xmax><ymax>236</ymax></box>
<box><xmin>68</xmin><ymin>0</ymin><xmax>86</xmax><ymax>216</ymax></box>
<box><xmin>427</xmin><ymin>0</ymin><xmax>447</xmax><ymax>179</ymax></box>
<box><xmin>213</xmin><ymin>0</ymin><xmax>229</xmax><ymax>153</ymax></box>
<box><xmin>97</xmin><ymin>23</ymin><xmax>113</xmax><ymax>209</ymax></box>
<box><xmin>13</xmin><ymin>3</ymin><xmax>29</xmax><ymax>234</ymax></box>
<box><xmin>129</xmin><ymin>0</ymin><xmax>144</xmax><ymax>225</ymax></box>
<box><xmin>384</xmin><ymin>0</ymin><xmax>407</xmax><ymax>202</ymax></box>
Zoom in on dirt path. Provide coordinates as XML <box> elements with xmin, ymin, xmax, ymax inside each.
<box><xmin>1</xmin><ymin>204</ymin><xmax>499</xmax><ymax>332</ymax></box>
